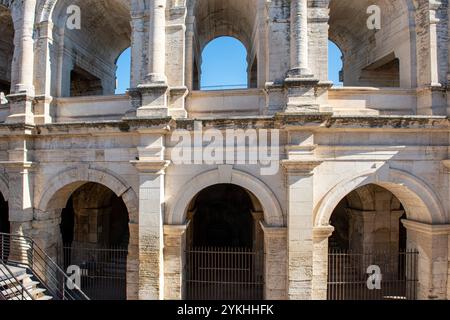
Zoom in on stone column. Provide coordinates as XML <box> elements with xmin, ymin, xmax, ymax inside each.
<box><xmin>130</xmin><ymin>11</ymin><xmax>145</xmax><ymax>89</ymax></box>
<box><xmin>6</xmin><ymin>0</ymin><xmax>37</xmax><ymax>124</ymax></box>
<box><xmin>11</xmin><ymin>0</ymin><xmax>36</xmax><ymax>94</ymax></box>
<box><xmin>289</xmin><ymin>0</ymin><xmax>310</xmax><ymax>78</ymax></box>
<box><xmin>261</xmin><ymin>223</ymin><xmax>288</xmax><ymax>300</ymax></box>
<box><xmin>164</xmin><ymin>221</ymin><xmax>190</xmax><ymax>300</ymax></box>
<box><xmin>146</xmin><ymin>0</ymin><xmax>167</xmax><ymax>84</ymax></box>
<box><xmin>34</xmin><ymin>20</ymin><xmax>54</xmax><ymax>124</ymax></box>
<box><xmin>134</xmin><ymin>0</ymin><xmax>169</xmax><ymax>117</ymax></box>
<box><xmin>402</xmin><ymin>220</ymin><xmax>450</xmax><ymax>300</ymax></box>
<box><xmin>0</xmin><ymin>160</ymin><xmax>34</xmax><ymax>264</ymax></box>
<box><xmin>312</xmin><ymin>225</ymin><xmax>334</xmax><ymax>300</ymax></box>
<box><xmin>131</xmin><ymin>160</ymin><xmax>170</xmax><ymax>300</ymax></box>
<box><xmin>283</xmin><ymin>160</ymin><xmax>321</xmax><ymax>300</ymax></box>
<box><xmin>284</xmin><ymin>1</ymin><xmax>319</xmax><ymax>113</ymax></box>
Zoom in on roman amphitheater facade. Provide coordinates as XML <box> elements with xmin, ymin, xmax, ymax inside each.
<box><xmin>0</xmin><ymin>0</ymin><xmax>450</xmax><ymax>300</ymax></box>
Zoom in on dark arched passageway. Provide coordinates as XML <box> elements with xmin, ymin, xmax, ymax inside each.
<box><xmin>186</xmin><ymin>184</ymin><xmax>264</xmax><ymax>300</ymax></box>
<box><xmin>327</xmin><ymin>184</ymin><xmax>416</xmax><ymax>300</ymax></box>
<box><xmin>59</xmin><ymin>182</ymin><xmax>129</xmax><ymax>300</ymax></box>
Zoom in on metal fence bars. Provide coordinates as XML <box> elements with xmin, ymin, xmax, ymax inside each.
<box><xmin>0</xmin><ymin>233</ymin><xmax>89</xmax><ymax>300</ymax></box>
<box><xmin>186</xmin><ymin>246</ymin><xmax>264</xmax><ymax>300</ymax></box>
<box><xmin>327</xmin><ymin>250</ymin><xmax>418</xmax><ymax>300</ymax></box>
<box><xmin>58</xmin><ymin>243</ymin><xmax>128</xmax><ymax>300</ymax></box>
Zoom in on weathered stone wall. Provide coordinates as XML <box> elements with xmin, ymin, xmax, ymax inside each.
<box><xmin>0</xmin><ymin>0</ymin><xmax>449</xmax><ymax>301</ymax></box>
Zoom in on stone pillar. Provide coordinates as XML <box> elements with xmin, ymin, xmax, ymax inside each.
<box><xmin>11</xmin><ymin>0</ymin><xmax>36</xmax><ymax>94</ymax></box>
<box><xmin>284</xmin><ymin>1</ymin><xmax>320</xmax><ymax>113</ymax></box>
<box><xmin>312</xmin><ymin>225</ymin><xmax>334</xmax><ymax>300</ymax></box>
<box><xmin>348</xmin><ymin>209</ymin><xmax>377</xmax><ymax>254</ymax></box>
<box><xmin>414</xmin><ymin>1</ymin><xmax>447</xmax><ymax>115</ymax></box>
<box><xmin>289</xmin><ymin>0</ymin><xmax>310</xmax><ymax>78</ymax></box>
<box><xmin>132</xmin><ymin>160</ymin><xmax>170</xmax><ymax>300</ymax></box>
<box><xmin>1</xmin><ymin>160</ymin><xmax>34</xmax><ymax>264</ymax></box>
<box><xmin>164</xmin><ymin>222</ymin><xmax>189</xmax><ymax>300</ymax></box>
<box><xmin>34</xmin><ymin>21</ymin><xmax>54</xmax><ymax>124</ymax></box>
<box><xmin>134</xmin><ymin>0</ymin><xmax>169</xmax><ymax>117</ymax></box>
<box><xmin>147</xmin><ymin>0</ymin><xmax>167</xmax><ymax>84</ymax></box>
<box><xmin>7</xmin><ymin>0</ymin><xmax>37</xmax><ymax>124</ymax></box>
<box><xmin>261</xmin><ymin>223</ymin><xmax>288</xmax><ymax>300</ymax></box>
<box><xmin>402</xmin><ymin>219</ymin><xmax>450</xmax><ymax>300</ymax></box>
<box><xmin>283</xmin><ymin>160</ymin><xmax>321</xmax><ymax>300</ymax></box>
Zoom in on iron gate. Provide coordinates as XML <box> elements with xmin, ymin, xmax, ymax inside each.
<box><xmin>327</xmin><ymin>250</ymin><xmax>419</xmax><ymax>300</ymax></box>
<box><xmin>186</xmin><ymin>247</ymin><xmax>264</xmax><ymax>300</ymax></box>
<box><xmin>58</xmin><ymin>244</ymin><xmax>128</xmax><ymax>300</ymax></box>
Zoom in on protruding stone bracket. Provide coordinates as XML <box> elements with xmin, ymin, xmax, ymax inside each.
<box><xmin>131</xmin><ymin>160</ymin><xmax>171</xmax><ymax>175</ymax></box>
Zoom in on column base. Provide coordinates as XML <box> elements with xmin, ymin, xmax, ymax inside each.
<box><xmin>5</xmin><ymin>92</ymin><xmax>35</xmax><ymax>125</ymax></box>
<box><xmin>134</xmin><ymin>83</ymin><xmax>169</xmax><ymax>118</ymax></box>
<box><xmin>284</xmin><ymin>77</ymin><xmax>321</xmax><ymax>113</ymax></box>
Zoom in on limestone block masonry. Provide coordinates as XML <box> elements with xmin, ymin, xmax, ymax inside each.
<box><xmin>0</xmin><ymin>0</ymin><xmax>449</xmax><ymax>300</ymax></box>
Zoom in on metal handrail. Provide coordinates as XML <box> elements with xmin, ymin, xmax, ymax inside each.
<box><xmin>0</xmin><ymin>232</ymin><xmax>90</xmax><ymax>300</ymax></box>
<box><xmin>0</xmin><ymin>259</ymin><xmax>34</xmax><ymax>300</ymax></box>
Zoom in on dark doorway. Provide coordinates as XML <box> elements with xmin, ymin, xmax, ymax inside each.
<box><xmin>192</xmin><ymin>184</ymin><xmax>253</xmax><ymax>248</ymax></box>
<box><xmin>58</xmin><ymin>183</ymin><xmax>129</xmax><ymax>300</ymax></box>
<box><xmin>327</xmin><ymin>185</ymin><xmax>418</xmax><ymax>300</ymax></box>
<box><xmin>186</xmin><ymin>184</ymin><xmax>263</xmax><ymax>300</ymax></box>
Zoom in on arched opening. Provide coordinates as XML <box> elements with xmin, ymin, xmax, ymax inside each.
<box><xmin>200</xmin><ymin>37</ymin><xmax>249</xmax><ymax>90</ymax></box>
<box><xmin>328</xmin><ymin>0</ymin><xmax>410</xmax><ymax>88</ymax></box>
<box><xmin>0</xmin><ymin>6</ymin><xmax>14</xmax><ymax>98</ymax></box>
<box><xmin>59</xmin><ymin>182</ymin><xmax>129</xmax><ymax>300</ymax></box>
<box><xmin>115</xmin><ymin>47</ymin><xmax>131</xmax><ymax>95</ymax></box>
<box><xmin>191</xmin><ymin>0</ymin><xmax>258</xmax><ymax>91</ymax></box>
<box><xmin>0</xmin><ymin>192</ymin><xmax>9</xmax><ymax>261</ymax></box>
<box><xmin>51</xmin><ymin>0</ymin><xmax>131</xmax><ymax>97</ymax></box>
<box><xmin>328</xmin><ymin>40</ymin><xmax>343</xmax><ymax>87</ymax></box>
<box><xmin>186</xmin><ymin>184</ymin><xmax>264</xmax><ymax>300</ymax></box>
<box><xmin>327</xmin><ymin>184</ymin><xmax>416</xmax><ymax>300</ymax></box>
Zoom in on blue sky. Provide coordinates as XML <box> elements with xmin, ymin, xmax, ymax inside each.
<box><xmin>115</xmin><ymin>37</ymin><xmax>343</xmax><ymax>94</ymax></box>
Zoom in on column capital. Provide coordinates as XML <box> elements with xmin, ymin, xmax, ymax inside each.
<box><xmin>402</xmin><ymin>219</ymin><xmax>450</xmax><ymax>236</ymax></box>
<box><xmin>281</xmin><ymin>160</ymin><xmax>322</xmax><ymax>175</ymax></box>
<box><xmin>260</xmin><ymin>222</ymin><xmax>287</xmax><ymax>237</ymax></box>
<box><xmin>131</xmin><ymin>160</ymin><xmax>170</xmax><ymax>174</ymax></box>
<box><xmin>313</xmin><ymin>225</ymin><xmax>335</xmax><ymax>241</ymax></box>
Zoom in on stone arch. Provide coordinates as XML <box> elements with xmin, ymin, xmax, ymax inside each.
<box><xmin>38</xmin><ymin>0</ymin><xmax>145</xmax><ymax>24</ymax></box>
<box><xmin>36</xmin><ymin>166</ymin><xmax>139</xmax><ymax>299</ymax></box>
<box><xmin>328</xmin><ymin>0</ymin><xmax>415</xmax><ymax>87</ymax></box>
<box><xmin>37</xmin><ymin>167</ymin><xmax>138</xmax><ymax>224</ymax></box>
<box><xmin>314</xmin><ymin>167</ymin><xmax>445</xmax><ymax>227</ymax></box>
<box><xmin>168</xmin><ymin>168</ymin><xmax>284</xmax><ymax>227</ymax></box>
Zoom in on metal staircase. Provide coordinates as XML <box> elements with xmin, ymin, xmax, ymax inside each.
<box><xmin>0</xmin><ymin>233</ymin><xmax>89</xmax><ymax>300</ymax></box>
<box><xmin>0</xmin><ymin>262</ymin><xmax>51</xmax><ymax>300</ymax></box>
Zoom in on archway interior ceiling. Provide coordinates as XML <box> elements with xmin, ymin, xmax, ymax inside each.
<box><xmin>194</xmin><ymin>0</ymin><xmax>256</xmax><ymax>54</ymax></box>
<box><xmin>329</xmin><ymin>0</ymin><xmax>407</xmax><ymax>54</ymax></box>
<box><xmin>52</xmin><ymin>0</ymin><xmax>131</xmax><ymax>62</ymax></box>
<box><xmin>190</xmin><ymin>184</ymin><xmax>255</xmax><ymax>248</ymax></box>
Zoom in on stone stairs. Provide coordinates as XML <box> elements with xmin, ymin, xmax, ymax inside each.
<box><xmin>0</xmin><ymin>265</ymin><xmax>53</xmax><ymax>300</ymax></box>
